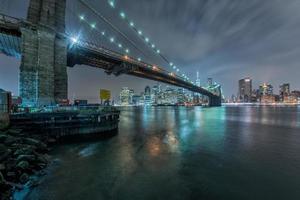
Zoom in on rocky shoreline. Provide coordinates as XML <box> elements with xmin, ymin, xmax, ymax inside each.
<box><xmin>0</xmin><ymin>128</ymin><xmax>51</xmax><ymax>200</ymax></box>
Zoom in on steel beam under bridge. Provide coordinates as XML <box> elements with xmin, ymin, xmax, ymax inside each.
<box><xmin>0</xmin><ymin>14</ymin><xmax>221</xmax><ymax>107</ymax></box>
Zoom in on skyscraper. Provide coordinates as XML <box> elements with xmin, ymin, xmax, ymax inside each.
<box><xmin>207</xmin><ymin>78</ymin><xmax>213</xmax><ymax>87</ymax></box>
<box><xmin>259</xmin><ymin>83</ymin><xmax>273</xmax><ymax>96</ymax></box>
<box><xmin>120</xmin><ymin>87</ymin><xmax>131</xmax><ymax>105</ymax></box>
<box><xmin>238</xmin><ymin>77</ymin><xmax>252</xmax><ymax>102</ymax></box>
<box><xmin>144</xmin><ymin>86</ymin><xmax>152</xmax><ymax>105</ymax></box>
<box><xmin>196</xmin><ymin>71</ymin><xmax>201</xmax><ymax>87</ymax></box>
<box><xmin>279</xmin><ymin>83</ymin><xmax>290</xmax><ymax>101</ymax></box>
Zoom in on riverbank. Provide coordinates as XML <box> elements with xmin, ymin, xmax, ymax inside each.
<box><xmin>0</xmin><ymin>128</ymin><xmax>50</xmax><ymax>200</ymax></box>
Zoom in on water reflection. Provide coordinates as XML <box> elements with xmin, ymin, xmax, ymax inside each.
<box><xmin>27</xmin><ymin>106</ymin><xmax>300</xmax><ymax>200</ymax></box>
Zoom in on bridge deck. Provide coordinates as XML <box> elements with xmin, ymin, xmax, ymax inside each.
<box><xmin>0</xmin><ymin>13</ymin><xmax>220</xmax><ymax>100</ymax></box>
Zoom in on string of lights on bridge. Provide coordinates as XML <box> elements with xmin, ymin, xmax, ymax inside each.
<box><xmin>70</xmin><ymin>1</ymin><xmax>196</xmax><ymax>86</ymax></box>
<box><xmin>73</xmin><ymin>14</ymin><xmax>133</xmax><ymax>57</ymax></box>
<box><xmin>107</xmin><ymin>0</ymin><xmax>195</xmax><ymax>85</ymax></box>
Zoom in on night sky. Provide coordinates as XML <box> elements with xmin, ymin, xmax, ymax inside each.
<box><xmin>0</xmin><ymin>0</ymin><xmax>300</xmax><ymax>102</ymax></box>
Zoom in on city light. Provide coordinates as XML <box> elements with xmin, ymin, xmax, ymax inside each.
<box><xmin>120</xmin><ymin>12</ymin><xmax>126</xmax><ymax>19</ymax></box>
<box><xmin>138</xmin><ymin>58</ymin><xmax>141</xmax><ymax>61</ymax></box>
<box><xmin>71</xmin><ymin>37</ymin><xmax>78</xmax><ymax>44</ymax></box>
<box><xmin>105</xmin><ymin>0</ymin><xmax>192</xmax><ymax>80</ymax></box>
<box><xmin>79</xmin><ymin>15</ymin><xmax>85</xmax><ymax>20</ymax></box>
<box><xmin>108</xmin><ymin>0</ymin><xmax>115</xmax><ymax>8</ymax></box>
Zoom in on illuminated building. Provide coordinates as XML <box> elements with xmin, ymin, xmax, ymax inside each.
<box><xmin>207</xmin><ymin>78</ymin><xmax>213</xmax><ymax>87</ymax></box>
<box><xmin>120</xmin><ymin>87</ymin><xmax>131</xmax><ymax>106</ymax></box>
<box><xmin>279</xmin><ymin>83</ymin><xmax>290</xmax><ymax>102</ymax></box>
<box><xmin>259</xmin><ymin>83</ymin><xmax>273</xmax><ymax>96</ymax></box>
<box><xmin>238</xmin><ymin>77</ymin><xmax>252</xmax><ymax>102</ymax></box>
<box><xmin>144</xmin><ymin>86</ymin><xmax>152</xmax><ymax>105</ymax></box>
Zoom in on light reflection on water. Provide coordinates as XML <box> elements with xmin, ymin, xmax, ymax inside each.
<box><xmin>26</xmin><ymin>106</ymin><xmax>300</xmax><ymax>200</ymax></box>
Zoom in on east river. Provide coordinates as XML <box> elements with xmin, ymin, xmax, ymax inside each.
<box><xmin>24</xmin><ymin>106</ymin><xmax>300</xmax><ymax>200</ymax></box>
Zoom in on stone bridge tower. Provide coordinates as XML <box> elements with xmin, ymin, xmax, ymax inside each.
<box><xmin>20</xmin><ymin>0</ymin><xmax>67</xmax><ymax>106</ymax></box>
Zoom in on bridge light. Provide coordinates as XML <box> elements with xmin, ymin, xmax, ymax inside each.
<box><xmin>110</xmin><ymin>37</ymin><xmax>115</xmax><ymax>43</ymax></box>
<box><xmin>151</xmin><ymin>44</ymin><xmax>155</xmax><ymax>48</ymax></box>
<box><xmin>138</xmin><ymin>30</ymin><xmax>142</xmax><ymax>35</ymax></box>
<box><xmin>91</xmin><ymin>23</ymin><xmax>96</xmax><ymax>29</ymax></box>
<box><xmin>118</xmin><ymin>43</ymin><xmax>122</xmax><ymax>48</ymax></box>
<box><xmin>101</xmin><ymin>31</ymin><xmax>105</xmax><ymax>36</ymax></box>
<box><xmin>120</xmin><ymin>12</ymin><xmax>126</xmax><ymax>19</ymax></box>
<box><xmin>130</xmin><ymin>22</ymin><xmax>134</xmax><ymax>27</ymax></box>
<box><xmin>156</xmin><ymin>49</ymin><xmax>160</xmax><ymax>54</ymax></box>
<box><xmin>79</xmin><ymin>15</ymin><xmax>85</xmax><ymax>20</ymax></box>
<box><xmin>109</xmin><ymin>1</ymin><xmax>115</xmax><ymax>8</ymax></box>
<box><xmin>169</xmin><ymin>62</ymin><xmax>173</xmax><ymax>66</ymax></box>
<box><xmin>176</xmin><ymin>69</ymin><xmax>180</xmax><ymax>72</ymax></box>
<box><xmin>125</xmin><ymin>49</ymin><xmax>129</xmax><ymax>53</ymax></box>
<box><xmin>145</xmin><ymin>37</ymin><xmax>149</xmax><ymax>43</ymax></box>
<box><xmin>71</xmin><ymin>37</ymin><xmax>78</xmax><ymax>44</ymax></box>
<box><xmin>173</xmin><ymin>66</ymin><xmax>176</xmax><ymax>69</ymax></box>
<box><xmin>138</xmin><ymin>58</ymin><xmax>141</xmax><ymax>62</ymax></box>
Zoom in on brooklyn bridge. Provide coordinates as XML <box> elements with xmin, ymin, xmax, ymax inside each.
<box><xmin>0</xmin><ymin>0</ymin><xmax>222</xmax><ymax>106</ymax></box>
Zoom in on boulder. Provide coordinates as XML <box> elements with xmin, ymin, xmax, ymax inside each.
<box><xmin>36</xmin><ymin>154</ymin><xmax>49</xmax><ymax>164</ymax></box>
<box><xmin>7</xmin><ymin>129</ymin><xmax>22</xmax><ymax>136</ymax></box>
<box><xmin>22</xmin><ymin>138</ymin><xmax>47</xmax><ymax>152</ymax></box>
<box><xmin>0</xmin><ymin>163</ymin><xmax>5</xmax><ymax>170</ymax></box>
<box><xmin>14</xmin><ymin>147</ymin><xmax>34</xmax><ymax>157</ymax></box>
<box><xmin>19</xmin><ymin>173</ymin><xmax>29</xmax><ymax>184</ymax></box>
<box><xmin>0</xmin><ymin>145</ymin><xmax>12</xmax><ymax>162</ymax></box>
<box><xmin>16</xmin><ymin>155</ymin><xmax>36</xmax><ymax>163</ymax></box>
<box><xmin>0</xmin><ymin>171</ymin><xmax>5</xmax><ymax>184</ymax></box>
<box><xmin>3</xmin><ymin>135</ymin><xmax>19</xmax><ymax>145</ymax></box>
<box><xmin>17</xmin><ymin>161</ymin><xmax>30</xmax><ymax>170</ymax></box>
<box><xmin>0</xmin><ymin>134</ymin><xmax>9</xmax><ymax>143</ymax></box>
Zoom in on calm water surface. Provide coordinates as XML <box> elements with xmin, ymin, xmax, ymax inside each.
<box><xmin>26</xmin><ymin>106</ymin><xmax>300</xmax><ymax>200</ymax></box>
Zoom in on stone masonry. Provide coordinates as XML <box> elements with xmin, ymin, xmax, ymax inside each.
<box><xmin>20</xmin><ymin>0</ymin><xmax>67</xmax><ymax>106</ymax></box>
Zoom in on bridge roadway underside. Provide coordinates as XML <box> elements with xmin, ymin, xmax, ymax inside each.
<box><xmin>0</xmin><ymin>26</ymin><xmax>221</xmax><ymax>107</ymax></box>
<box><xmin>67</xmin><ymin>46</ymin><xmax>221</xmax><ymax>107</ymax></box>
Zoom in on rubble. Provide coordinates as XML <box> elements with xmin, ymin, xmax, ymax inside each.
<box><xmin>0</xmin><ymin>129</ymin><xmax>50</xmax><ymax>200</ymax></box>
